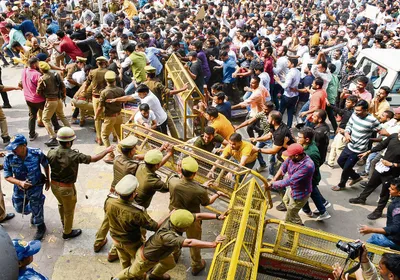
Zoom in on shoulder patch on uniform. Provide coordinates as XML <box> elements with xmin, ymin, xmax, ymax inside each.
<box><xmin>131</xmin><ymin>202</ymin><xmax>145</xmax><ymax>211</ymax></box>
<box><xmin>107</xmin><ymin>193</ymin><xmax>119</xmax><ymax>199</ymax></box>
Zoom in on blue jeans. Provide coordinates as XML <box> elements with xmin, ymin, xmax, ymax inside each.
<box><xmin>299</xmin><ymin>100</ymin><xmax>310</xmax><ymax>122</ymax></box>
<box><xmin>280</xmin><ymin>95</ymin><xmax>299</xmax><ymax>128</ymax></box>
<box><xmin>125</xmin><ymin>82</ymin><xmax>136</xmax><ymax>95</ymax></box>
<box><xmin>302</xmin><ymin>184</ymin><xmax>327</xmax><ymax>215</ymax></box>
<box><xmin>367</xmin><ymin>234</ymin><xmax>400</xmax><ymax>250</ymax></box>
<box><xmin>365</xmin><ymin>152</ymin><xmax>379</xmax><ymax>174</ymax></box>
<box><xmin>337</xmin><ymin>146</ymin><xmax>361</xmax><ymax>188</ymax></box>
<box><xmin>256</xmin><ymin>140</ymin><xmax>272</xmax><ymax>167</ymax></box>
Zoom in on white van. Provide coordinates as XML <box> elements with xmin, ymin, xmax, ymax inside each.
<box><xmin>355</xmin><ymin>49</ymin><xmax>400</xmax><ymax>106</ymax></box>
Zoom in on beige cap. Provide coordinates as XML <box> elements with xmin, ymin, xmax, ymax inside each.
<box><xmin>115</xmin><ymin>174</ymin><xmax>139</xmax><ymax>196</ymax></box>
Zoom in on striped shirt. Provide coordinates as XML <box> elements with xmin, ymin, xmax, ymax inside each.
<box><xmin>345</xmin><ymin>113</ymin><xmax>381</xmax><ymax>153</ymax></box>
<box><xmin>272</xmin><ymin>155</ymin><xmax>314</xmax><ymax>200</ymax></box>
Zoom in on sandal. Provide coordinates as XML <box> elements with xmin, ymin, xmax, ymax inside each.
<box><xmin>331</xmin><ymin>186</ymin><xmax>344</xmax><ymax>191</ymax></box>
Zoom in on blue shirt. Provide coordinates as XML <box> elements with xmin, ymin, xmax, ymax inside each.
<box><xmin>101</xmin><ymin>39</ymin><xmax>113</xmax><ymax>59</ymax></box>
<box><xmin>19</xmin><ymin>267</ymin><xmax>48</xmax><ymax>280</ymax></box>
<box><xmin>14</xmin><ymin>20</ymin><xmax>39</xmax><ymax>36</ymax></box>
<box><xmin>216</xmin><ymin>101</ymin><xmax>232</xmax><ymax>120</ymax></box>
<box><xmin>4</xmin><ymin>148</ymin><xmax>48</xmax><ymax>187</ymax></box>
<box><xmin>222</xmin><ymin>58</ymin><xmax>237</xmax><ymax>84</ymax></box>
<box><xmin>145</xmin><ymin>47</ymin><xmax>163</xmax><ymax>76</ymax></box>
<box><xmin>48</xmin><ymin>22</ymin><xmax>59</xmax><ymax>34</ymax></box>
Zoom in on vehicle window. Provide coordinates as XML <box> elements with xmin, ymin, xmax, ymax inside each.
<box><xmin>392</xmin><ymin>74</ymin><xmax>400</xmax><ymax>93</ymax></box>
<box><xmin>358</xmin><ymin>57</ymin><xmax>388</xmax><ymax>89</ymax></box>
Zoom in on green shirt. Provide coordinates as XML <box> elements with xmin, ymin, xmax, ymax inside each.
<box><xmin>304</xmin><ymin>141</ymin><xmax>321</xmax><ymax>186</ymax></box>
<box><xmin>193</xmin><ymin>134</ymin><xmax>225</xmax><ymax>153</ymax></box>
<box><xmin>326</xmin><ymin>74</ymin><xmax>339</xmax><ymax>104</ymax></box>
<box><xmin>129</xmin><ymin>52</ymin><xmax>147</xmax><ymax>83</ymax></box>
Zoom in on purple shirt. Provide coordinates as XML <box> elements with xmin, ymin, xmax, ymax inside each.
<box><xmin>272</xmin><ymin>155</ymin><xmax>314</xmax><ymax>200</ymax></box>
<box><xmin>197</xmin><ymin>50</ymin><xmax>211</xmax><ymax>79</ymax></box>
<box><xmin>21</xmin><ymin>68</ymin><xmax>45</xmax><ymax>104</ymax></box>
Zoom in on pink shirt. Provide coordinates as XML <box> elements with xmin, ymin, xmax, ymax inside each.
<box><xmin>21</xmin><ymin>68</ymin><xmax>45</xmax><ymax>103</ymax></box>
<box><xmin>242</xmin><ymin>85</ymin><xmax>269</xmax><ymax>117</ymax></box>
<box><xmin>354</xmin><ymin>89</ymin><xmax>372</xmax><ymax>103</ymax></box>
<box><xmin>307</xmin><ymin>89</ymin><xmax>327</xmax><ymax>121</ymax></box>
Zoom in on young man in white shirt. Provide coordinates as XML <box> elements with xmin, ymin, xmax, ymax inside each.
<box><xmin>133</xmin><ymin>103</ymin><xmax>157</xmax><ymax>130</ymax></box>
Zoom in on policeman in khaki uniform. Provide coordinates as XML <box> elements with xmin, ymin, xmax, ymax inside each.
<box><xmin>85</xmin><ymin>56</ymin><xmax>109</xmax><ymax>145</ymax></box>
<box><xmin>94</xmin><ymin>135</ymin><xmax>143</xmax><ymax>262</ymax></box>
<box><xmin>106</xmin><ymin>174</ymin><xmax>160</xmax><ymax>271</ymax></box>
<box><xmin>71</xmin><ymin>81</ymin><xmax>94</xmax><ymax>127</ymax></box>
<box><xmin>114</xmin><ymin>209</ymin><xmax>227</xmax><ymax>280</ymax></box>
<box><xmin>36</xmin><ymin>61</ymin><xmax>71</xmax><ymax>147</ymax></box>
<box><xmin>96</xmin><ymin>71</ymin><xmax>125</xmax><ymax>163</ymax></box>
<box><xmin>47</xmin><ymin>127</ymin><xmax>115</xmax><ymax>240</ymax></box>
<box><xmin>135</xmin><ymin>148</ymin><xmax>174</xmax><ymax>209</ymax></box>
<box><xmin>142</xmin><ymin>65</ymin><xmax>188</xmax><ymax>106</ymax></box>
<box><xmin>0</xmin><ymin>84</ymin><xmax>21</xmax><ymax>144</ymax></box>
<box><xmin>168</xmin><ymin>157</ymin><xmax>228</xmax><ymax>275</ymax></box>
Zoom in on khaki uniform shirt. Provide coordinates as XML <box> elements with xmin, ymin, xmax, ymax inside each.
<box><xmin>99</xmin><ymin>85</ymin><xmax>124</xmax><ymax>116</ymax></box>
<box><xmin>143</xmin><ymin>79</ymin><xmax>170</xmax><ymax>105</ymax></box>
<box><xmin>21</xmin><ymin>10</ymin><xmax>36</xmax><ymax>21</ymax></box>
<box><xmin>111</xmin><ymin>155</ymin><xmax>140</xmax><ymax>189</ymax></box>
<box><xmin>47</xmin><ymin>147</ymin><xmax>91</xmax><ymax>183</ymax></box>
<box><xmin>27</xmin><ymin>47</ymin><xmax>49</xmax><ymax>60</ymax></box>
<box><xmin>37</xmin><ymin>72</ymin><xmax>65</xmax><ymax>99</ymax></box>
<box><xmin>143</xmin><ymin>218</ymin><xmax>191</xmax><ymax>262</ymax></box>
<box><xmin>135</xmin><ymin>164</ymin><xmax>169</xmax><ymax>209</ymax></box>
<box><xmin>105</xmin><ymin>195</ymin><xmax>158</xmax><ymax>243</ymax></box>
<box><xmin>74</xmin><ymin>81</ymin><xmax>92</xmax><ymax>100</ymax></box>
<box><xmin>87</xmin><ymin>67</ymin><xmax>108</xmax><ymax>95</ymax></box>
<box><xmin>168</xmin><ymin>177</ymin><xmax>210</xmax><ymax>213</ymax></box>
<box><xmin>65</xmin><ymin>63</ymin><xmax>79</xmax><ymax>82</ymax></box>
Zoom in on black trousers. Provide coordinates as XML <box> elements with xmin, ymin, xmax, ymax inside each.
<box><xmin>0</xmin><ymin>68</ymin><xmax>10</xmax><ymax>106</ymax></box>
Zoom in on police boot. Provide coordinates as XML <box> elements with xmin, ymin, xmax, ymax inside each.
<box><xmin>63</xmin><ymin>229</ymin><xmax>82</xmax><ymax>240</ymax></box>
<box><xmin>34</xmin><ymin>223</ymin><xmax>47</xmax><ymax>240</ymax></box>
<box><xmin>148</xmin><ymin>273</ymin><xmax>170</xmax><ymax>280</ymax></box>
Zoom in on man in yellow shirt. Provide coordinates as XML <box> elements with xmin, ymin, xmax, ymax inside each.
<box><xmin>121</xmin><ymin>0</ymin><xmax>137</xmax><ymax>18</ymax></box>
<box><xmin>208</xmin><ymin>133</ymin><xmax>258</xmax><ymax>180</ymax></box>
<box><xmin>204</xmin><ymin>107</ymin><xmax>234</xmax><ymax>140</ymax></box>
<box><xmin>369</xmin><ymin>86</ymin><xmax>391</xmax><ymax>119</ymax></box>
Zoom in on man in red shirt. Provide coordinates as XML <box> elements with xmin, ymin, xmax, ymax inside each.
<box><xmin>299</xmin><ymin>77</ymin><xmax>327</xmax><ymax>127</ymax></box>
<box><xmin>53</xmin><ymin>30</ymin><xmax>83</xmax><ymax>62</ymax></box>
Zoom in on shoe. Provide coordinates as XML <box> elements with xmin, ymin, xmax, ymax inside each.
<box><xmin>349</xmin><ymin>197</ymin><xmax>366</xmax><ymax>204</ymax></box>
<box><xmin>312</xmin><ymin>209</ymin><xmax>320</xmax><ymax>215</ymax></box>
<box><xmin>62</xmin><ymin>229</ymin><xmax>82</xmax><ymax>239</ymax></box>
<box><xmin>324</xmin><ymin>162</ymin><xmax>334</xmax><ymax>169</ymax></box>
<box><xmin>295</xmin><ymin>122</ymin><xmax>305</xmax><ymax>130</ymax></box>
<box><xmin>2</xmin><ymin>136</ymin><xmax>10</xmax><ymax>144</ymax></box>
<box><xmin>276</xmin><ymin>202</ymin><xmax>287</xmax><ymax>211</ymax></box>
<box><xmin>331</xmin><ymin>186</ymin><xmax>344</xmax><ymax>191</ymax></box>
<box><xmin>358</xmin><ymin>171</ymin><xmax>368</xmax><ymax>177</ymax></box>
<box><xmin>316</xmin><ymin>211</ymin><xmax>331</xmax><ymax>221</ymax></box>
<box><xmin>95</xmin><ymin>138</ymin><xmax>103</xmax><ymax>146</ymax></box>
<box><xmin>256</xmin><ymin>165</ymin><xmax>267</xmax><ymax>172</ymax></box>
<box><xmin>367</xmin><ymin>211</ymin><xmax>382</xmax><ymax>220</ymax></box>
<box><xmin>107</xmin><ymin>252</ymin><xmax>119</xmax><ymax>262</ymax></box>
<box><xmin>299</xmin><ymin>209</ymin><xmax>314</xmax><ymax>217</ymax></box>
<box><xmin>33</xmin><ymin>223</ymin><xmax>46</xmax><ymax>240</ymax></box>
<box><xmin>0</xmin><ymin>213</ymin><xmax>15</xmax><ymax>223</ymax></box>
<box><xmin>2</xmin><ymin>104</ymin><xmax>11</xmax><ymax>108</ymax></box>
<box><xmin>45</xmin><ymin>138</ymin><xmax>59</xmax><ymax>147</ymax></box>
<box><xmin>79</xmin><ymin>120</ymin><xmax>85</xmax><ymax>127</ymax></box>
<box><xmin>37</xmin><ymin>121</ymin><xmax>45</xmax><ymax>127</ymax></box>
<box><xmin>349</xmin><ymin>177</ymin><xmax>363</xmax><ymax>186</ymax></box>
<box><xmin>71</xmin><ymin>118</ymin><xmax>80</xmax><ymax>125</ymax></box>
<box><xmin>191</xmin><ymin>259</ymin><xmax>206</xmax><ymax>276</ymax></box>
<box><xmin>29</xmin><ymin>132</ymin><xmax>39</xmax><ymax>141</ymax></box>
<box><xmin>148</xmin><ymin>273</ymin><xmax>171</xmax><ymax>280</ymax></box>
<box><xmin>94</xmin><ymin>238</ymin><xmax>107</xmax><ymax>252</ymax></box>
<box><xmin>324</xmin><ymin>201</ymin><xmax>332</xmax><ymax>208</ymax></box>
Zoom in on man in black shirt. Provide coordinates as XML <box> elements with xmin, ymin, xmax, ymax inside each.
<box><xmin>311</xmin><ymin>109</ymin><xmax>330</xmax><ymax>163</ymax></box>
<box><xmin>349</xmin><ymin>132</ymin><xmax>400</xmax><ymax>220</ymax></box>
<box><xmin>185</xmin><ymin>51</ymin><xmax>204</xmax><ymax>93</ymax></box>
<box><xmin>192</xmin><ymin>126</ymin><xmax>228</xmax><ymax>153</ymax></box>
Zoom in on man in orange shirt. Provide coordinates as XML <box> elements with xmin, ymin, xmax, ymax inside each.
<box><xmin>299</xmin><ymin>77</ymin><xmax>327</xmax><ymax>127</ymax></box>
<box><xmin>204</xmin><ymin>107</ymin><xmax>234</xmax><ymax>140</ymax></box>
<box><xmin>232</xmin><ymin>76</ymin><xmax>269</xmax><ymax>138</ymax></box>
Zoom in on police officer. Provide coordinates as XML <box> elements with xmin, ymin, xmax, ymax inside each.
<box><xmin>71</xmin><ymin>80</ymin><xmax>94</xmax><ymax>127</ymax></box>
<box><xmin>114</xmin><ymin>209</ymin><xmax>226</xmax><ymax>280</ymax></box>
<box><xmin>47</xmin><ymin>127</ymin><xmax>115</xmax><ymax>239</ymax></box>
<box><xmin>96</xmin><ymin>71</ymin><xmax>124</xmax><ymax>163</ymax></box>
<box><xmin>106</xmin><ymin>174</ymin><xmax>160</xmax><ymax>271</ymax></box>
<box><xmin>3</xmin><ymin>135</ymin><xmax>50</xmax><ymax>240</ymax></box>
<box><xmin>168</xmin><ymin>156</ymin><xmax>228</xmax><ymax>275</ymax></box>
<box><xmin>0</xmin><ymin>84</ymin><xmax>21</xmax><ymax>144</ymax></box>
<box><xmin>85</xmin><ymin>56</ymin><xmax>109</xmax><ymax>145</ymax></box>
<box><xmin>135</xmin><ymin>148</ymin><xmax>174</xmax><ymax>209</ymax></box>
<box><xmin>142</xmin><ymin>65</ymin><xmax>188</xmax><ymax>106</ymax></box>
<box><xmin>37</xmin><ymin>61</ymin><xmax>71</xmax><ymax>147</ymax></box>
<box><xmin>94</xmin><ymin>135</ymin><xmax>142</xmax><ymax>262</ymax></box>
<box><xmin>12</xmin><ymin>239</ymin><xmax>48</xmax><ymax>280</ymax></box>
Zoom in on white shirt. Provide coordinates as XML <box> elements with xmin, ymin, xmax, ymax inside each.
<box><xmin>131</xmin><ymin>92</ymin><xmax>167</xmax><ymax>125</ymax></box>
<box><xmin>311</xmin><ymin>65</ymin><xmax>332</xmax><ymax>90</ymax></box>
<box><xmin>258</xmin><ymin>72</ymin><xmax>271</xmax><ymax>94</ymax></box>
<box><xmin>300</xmin><ymin>52</ymin><xmax>316</xmax><ymax>78</ymax></box>
<box><xmin>273</xmin><ymin>56</ymin><xmax>289</xmax><ymax>82</ymax></box>
<box><xmin>134</xmin><ymin>110</ymin><xmax>157</xmax><ymax>126</ymax></box>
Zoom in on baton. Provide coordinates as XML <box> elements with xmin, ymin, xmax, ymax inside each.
<box><xmin>22</xmin><ymin>189</ymin><xmax>27</xmax><ymax>219</ymax></box>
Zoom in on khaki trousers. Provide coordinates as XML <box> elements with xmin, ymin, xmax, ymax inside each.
<box><xmin>282</xmin><ymin>187</ymin><xmax>310</xmax><ymax>225</ymax></box>
<box><xmin>327</xmin><ymin>133</ymin><xmax>346</xmax><ymax>166</ymax></box>
<box><xmin>51</xmin><ymin>183</ymin><xmax>77</xmax><ymax>234</ymax></box>
<box><xmin>0</xmin><ymin>181</ymin><xmax>6</xmax><ymax>220</ymax></box>
<box><xmin>101</xmin><ymin>115</ymin><xmax>122</xmax><ymax>147</ymax></box>
<box><xmin>0</xmin><ymin>106</ymin><xmax>8</xmax><ymax>138</ymax></box>
<box><xmin>94</xmin><ymin>213</ymin><xmax>117</xmax><ymax>256</ymax></box>
<box><xmin>186</xmin><ymin>219</ymin><xmax>203</xmax><ymax>269</ymax></box>
<box><xmin>71</xmin><ymin>99</ymin><xmax>94</xmax><ymax>121</ymax></box>
<box><xmin>114</xmin><ymin>240</ymin><xmax>142</xmax><ymax>269</ymax></box>
<box><xmin>43</xmin><ymin>99</ymin><xmax>70</xmax><ymax>138</ymax></box>
<box><xmin>115</xmin><ymin>248</ymin><xmax>176</xmax><ymax>280</ymax></box>
<box><xmin>92</xmin><ymin>96</ymin><xmax>103</xmax><ymax>140</ymax></box>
